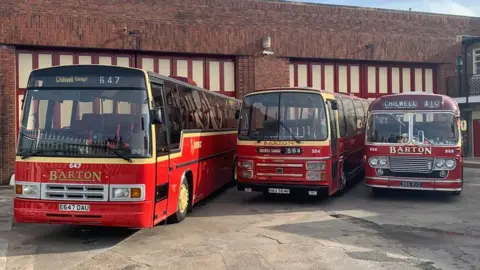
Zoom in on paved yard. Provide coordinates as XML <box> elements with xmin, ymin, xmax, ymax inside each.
<box><xmin>1</xmin><ymin>170</ymin><xmax>480</xmax><ymax>270</ymax></box>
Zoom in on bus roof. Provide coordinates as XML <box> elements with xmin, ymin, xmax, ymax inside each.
<box><xmin>245</xmin><ymin>87</ymin><xmax>368</xmax><ymax>100</ymax></box>
<box><xmin>369</xmin><ymin>92</ymin><xmax>460</xmax><ymax>114</ymax></box>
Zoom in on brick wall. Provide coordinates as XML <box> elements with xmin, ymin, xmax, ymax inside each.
<box><xmin>0</xmin><ymin>45</ymin><xmax>16</xmax><ymax>185</ymax></box>
<box><xmin>254</xmin><ymin>56</ymin><xmax>290</xmax><ymax>91</ymax></box>
<box><xmin>235</xmin><ymin>56</ymin><xmax>255</xmax><ymax>99</ymax></box>
<box><xmin>1</xmin><ymin>0</ymin><xmax>479</xmax><ymax>62</ymax></box>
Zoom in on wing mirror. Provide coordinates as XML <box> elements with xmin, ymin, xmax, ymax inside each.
<box><xmin>151</xmin><ymin>108</ymin><xmax>164</xmax><ymax>125</ymax></box>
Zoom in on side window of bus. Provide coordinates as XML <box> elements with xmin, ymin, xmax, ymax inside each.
<box><xmin>336</xmin><ymin>98</ymin><xmax>347</xmax><ymax>137</ymax></box>
<box><xmin>151</xmin><ymin>83</ymin><xmax>169</xmax><ymax>154</ymax></box>
<box><xmin>341</xmin><ymin>97</ymin><xmax>357</xmax><ymax>135</ymax></box>
<box><xmin>163</xmin><ymin>81</ymin><xmax>183</xmax><ymax>149</ymax></box>
<box><xmin>353</xmin><ymin>99</ymin><xmax>365</xmax><ymax>132</ymax></box>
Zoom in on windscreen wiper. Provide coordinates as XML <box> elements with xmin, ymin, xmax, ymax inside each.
<box><xmin>279</xmin><ymin>122</ymin><xmax>301</xmax><ymax>144</ymax></box>
<box><xmin>60</xmin><ymin>142</ymin><xmax>133</xmax><ymax>163</ymax></box>
<box><xmin>84</xmin><ymin>144</ymin><xmax>132</xmax><ymax>163</ymax></box>
<box><xmin>20</xmin><ymin>149</ymin><xmax>65</xmax><ymax>160</ymax></box>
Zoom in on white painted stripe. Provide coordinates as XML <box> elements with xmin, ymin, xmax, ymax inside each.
<box><xmin>78</xmin><ymin>55</ymin><xmax>92</xmax><ymax>64</ymax></box>
<box><xmin>324</xmin><ymin>65</ymin><xmax>334</xmax><ymax>92</ymax></box>
<box><xmin>59</xmin><ymin>55</ymin><xmax>73</xmax><ymax>66</ymax></box>
<box><xmin>99</xmin><ymin>56</ymin><xmax>112</xmax><ymax>65</ymax></box>
<box><xmin>425</xmin><ymin>69</ymin><xmax>433</xmax><ymax>92</ymax></box>
<box><xmin>297</xmin><ymin>64</ymin><xmax>307</xmax><ymax>87</ymax></box>
<box><xmin>38</xmin><ymin>54</ymin><xmax>52</xmax><ymax>69</ymax></box>
<box><xmin>289</xmin><ymin>64</ymin><xmax>294</xmax><ymax>87</ymax></box>
<box><xmin>379</xmin><ymin>67</ymin><xmax>387</xmax><ymax>93</ymax></box>
<box><xmin>192</xmin><ymin>60</ymin><xmax>204</xmax><ymax>88</ymax></box>
<box><xmin>142</xmin><ymin>58</ymin><xmax>154</xmax><ymax>72</ymax></box>
<box><xmin>209</xmin><ymin>61</ymin><xmax>220</xmax><ymax>91</ymax></box>
<box><xmin>415</xmin><ymin>68</ymin><xmax>423</xmax><ymax>91</ymax></box>
<box><xmin>117</xmin><ymin>57</ymin><xmax>130</xmax><ymax>67</ymax></box>
<box><xmin>224</xmin><ymin>61</ymin><xmax>235</xmax><ymax>92</ymax></box>
<box><xmin>311</xmin><ymin>64</ymin><xmax>321</xmax><ymax>89</ymax></box>
<box><xmin>18</xmin><ymin>53</ymin><xmax>33</xmax><ymax>88</ymax></box>
<box><xmin>176</xmin><ymin>59</ymin><xmax>188</xmax><ymax>77</ymax></box>
<box><xmin>367</xmin><ymin>66</ymin><xmax>376</xmax><ymax>93</ymax></box>
<box><xmin>350</xmin><ymin>66</ymin><xmax>360</xmax><ymax>93</ymax></box>
<box><xmin>391</xmin><ymin>67</ymin><xmax>400</xmax><ymax>93</ymax></box>
<box><xmin>402</xmin><ymin>68</ymin><xmax>411</xmax><ymax>92</ymax></box>
<box><xmin>158</xmin><ymin>59</ymin><xmax>171</xmax><ymax>76</ymax></box>
<box><xmin>338</xmin><ymin>65</ymin><xmax>347</xmax><ymax>93</ymax></box>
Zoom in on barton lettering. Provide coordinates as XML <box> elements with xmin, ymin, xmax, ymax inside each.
<box><xmin>49</xmin><ymin>171</ymin><xmax>102</xmax><ymax>182</ymax></box>
<box><xmin>389</xmin><ymin>146</ymin><xmax>432</xmax><ymax>155</ymax></box>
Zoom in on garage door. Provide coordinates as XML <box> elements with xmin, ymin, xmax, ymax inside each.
<box><xmin>16</xmin><ymin>50</ymin><xmax>235</xmax><ymax>136</ymax></box>
<box><xmin>289</xmin><ymin>62</ymin><xmax>436</xmax><ymax>100</ymax></box>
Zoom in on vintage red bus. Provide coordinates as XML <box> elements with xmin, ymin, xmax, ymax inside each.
<box><xmin>365</xmin><ymin>92</ymin><xmax>466</xmax><ymax>195</ymax></box>
<box><xmin>13</xmin><ymin>64</ymin><xmax>241</xmax><ymax>228</ymax></box>
<box><xmin>235</xmin><ymin>87</ymin><xmax>371</xmax><ymax>197</ymax></box>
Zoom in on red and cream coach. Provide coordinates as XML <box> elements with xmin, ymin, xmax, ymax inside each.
<box><xmin>14</xmin><ymin>64</ymin><xmax>241</xmax><ymax>228</ymax></box>
<box><xmin>364</xmin><ymin>92</ymin><xmax>466</xmax><ymax>195</ymax></box>
<box><xmin>235</xmin><ymin>87</ymin><xmax>370</xmax><ymax>197</ymax></box>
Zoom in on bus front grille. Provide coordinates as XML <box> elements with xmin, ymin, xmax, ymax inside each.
<box><xmin>389</xmin><ymin>157</ymin><xmax>434</xmax><ymax>173</ymax></box>
<box><xmin>41</xmin><ymin>183</ymin><xmax>108</xmax><ymax>201</ymax></box>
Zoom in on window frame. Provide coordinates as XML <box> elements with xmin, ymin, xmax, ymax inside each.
<box><xmin>474</xmin><ymin>49</ymin><xmax>480</xmax><ymax>75</ymax></box>
<box><xmin>335</xmin><ymin>98</ymin><xmax>347</xmax><ymax>137</ymax></box>
<box><xmin>340</xmin><ymin>97</ymin><xmax>357</xmax><ymax>136</ymax></box>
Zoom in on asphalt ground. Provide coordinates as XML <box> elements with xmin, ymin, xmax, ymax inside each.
<box><xmin>1</xmin><ymin>169</ymin><xmax>479</xmax><ymax>270</ymax></box>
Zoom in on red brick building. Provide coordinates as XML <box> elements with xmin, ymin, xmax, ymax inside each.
<box><xmin>1</xmin><ymin>0</ymin><xmax>479</xmax><ymax>184</ymax></box>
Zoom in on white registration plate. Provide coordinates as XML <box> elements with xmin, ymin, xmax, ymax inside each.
<box><xmin>59</xmin><ymin>204</ymin><xmax>90</xmax><ymax>212</ymax></box>
<box><xmin>268</xmin><ymin>188</ymin><xmax>290</xmax><ymax>194</ymax></box>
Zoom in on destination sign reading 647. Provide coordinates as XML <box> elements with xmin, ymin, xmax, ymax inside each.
<box><xmin>27</xmin><ymin>66</ymin><xmax>146</xmax><ymax>89</ymax></box>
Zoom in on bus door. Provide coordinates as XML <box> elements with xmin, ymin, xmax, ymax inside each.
<box><xmin>151</xmin><ymin>83</ymin><xmax>171</xmax><ymax>224</ymax></box>
<box><xmin>326</xmin><ymin>99</ymin><xmax>340</xmax><ymax>193</ymax></box>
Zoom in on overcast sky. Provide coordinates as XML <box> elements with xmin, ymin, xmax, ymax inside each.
<box><xmin>290</xmin><ymin>0</ymin><xmax>480</xmax><ymax>17</ymax></box>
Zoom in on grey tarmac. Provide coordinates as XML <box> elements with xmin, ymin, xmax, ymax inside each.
<box><xmin>1</xmin><ymin>169</ymin><xmax>480</xmax><ymax>270</ymax></box>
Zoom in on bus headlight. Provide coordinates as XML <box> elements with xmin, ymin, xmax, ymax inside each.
<box><xmin>436</xmin><ymin>159</ymin><xmax>445</xmax><ymax>168</ymax></box>
<box><xmin>238</xmin><ymin>160</ymin><xmax>253</xmax><ymax>169</ymax></box>
<box><xmin>110</xmin><ymin>185</ymin><xmax>145</xmax><ymax>201</ymax></box>
<box><xmin>369</xmin><ymin>157</ymin><xmax>388</xmax><ymax>168</ymax></box>
<box><xmin>15</xmin><ymin>182</ymin><xmax>41</xmax><ymax>199</ymax></box>
<box><xmin>445</xmin><ymin>159</ymin><xmax>456</xmax><ymax>169</ymax></box>
<box><xmin>306</xmin><ymin>161</ymin><xmax>326</xmax><ymax>171</ymax></box>
<box><xmin>378</xmin><ymin>158</ymin><xmax>388</xmax><ymax>166</ymax></box>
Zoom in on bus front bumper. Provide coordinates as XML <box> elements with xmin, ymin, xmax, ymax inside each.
<box><xmin>365</xmin><ymin>177</ymin><xmax>462</xmax><ymax>192</ymax></box>
<box><xmin>237</xmin><ymin>181</ymin><xmax>329</xmax><ymax>196</ymax></box>
<box><xmin>14</xmin><ymin>198</ymin><xmax>155</xmax><ymax>228</ymax></box>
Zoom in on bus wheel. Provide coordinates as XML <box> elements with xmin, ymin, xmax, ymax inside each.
<box><xmin>172</xmin><ymin>177</ymin><xmax>190</xmax><ymax>223</ymax></box>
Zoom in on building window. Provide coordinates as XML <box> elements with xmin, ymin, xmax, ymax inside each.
<box><xmin>474</xmin><ymin>49</ymin><xmax>480</xmax><ymax>75</ymax></box>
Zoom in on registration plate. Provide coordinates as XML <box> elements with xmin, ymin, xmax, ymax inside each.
<box><xmin>268</xmin><ymin>188</ymin><xmax>290</xmax><ymax>194</ymax></box>
<box><xmin>59</xmin><ymin>204</ymin><xmax>90</xmax><ymax>212</ymax></box>
<box><xmin>400</xmin><ymin>181</ymin><xmax>423</xmax><ymax>188</ymax></box>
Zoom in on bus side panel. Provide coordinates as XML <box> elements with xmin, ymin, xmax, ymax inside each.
<box><xmin>153</xmin><ymin>158</ymin><xmax>170</xmax><ymax>224</ymax></box>
<box><xmin>164</xmin><ymin>131</ymin><xmax>237</xmax><ymax>217</ymax></box>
